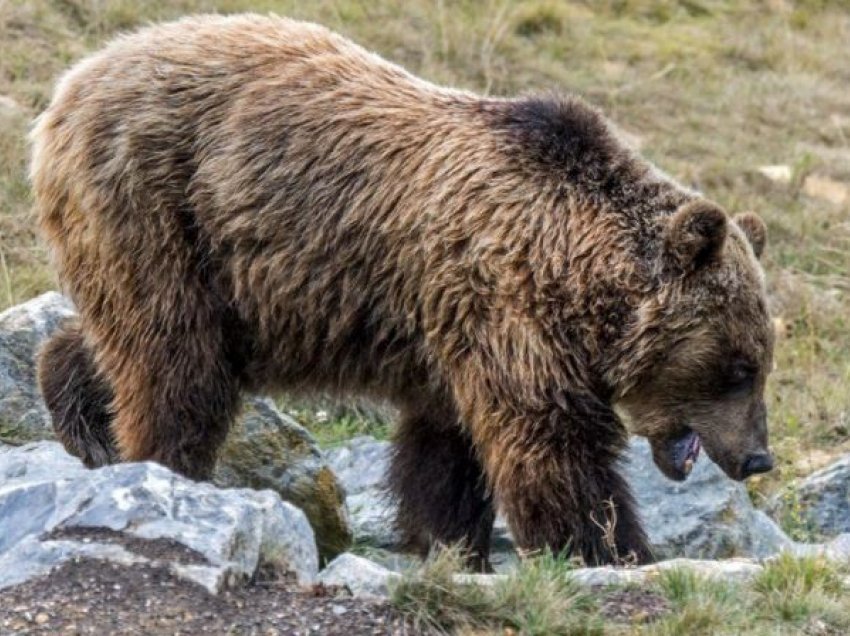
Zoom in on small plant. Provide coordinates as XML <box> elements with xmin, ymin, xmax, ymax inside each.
<box><xmin>493</xmin><ymin>551</ymin><xmax>600</xmax><ymax>635</ymax></box>
<box><xmin>755</xmin><ymin>553</ymin><xmax>843</xmax><ymax>597</ymax></box>
<box><xmin>391</xmin><ymin>546</ymin><xmax>493</xmax><ymax>634</ymax></box>
<box><xmin>753</xmin><ymin>553</ymin><xmax>846</xmax><ymax>627</ymax></box>
<box><xmin>590</xmin><ymin>498</ymin><xmax>640</xmax><ymax>567</ymax></box>
<box><xmin>513</xmin><ymin>1</ymin><xmax>567</xmax><ymax>37</ymax></box>
<box><xmin>391</xmin><ymin>547</ymin><xmax>600</xmax><ymax>635</ymax></box>
<box><xmin>656</xmin><ymin>568</ymin><xmax>740</xmax><ymax>620</ymax></box>
<box><xmin>790</xmin><ymin>151</ymin><xmax>818</xmax><ymax>195</ymax></box>
<box><xmin>648</xmin><ymin>567</ymin><xmax>759</xmax><ymax>635</ymax></box>
<box><xmin>278</xmin><ymin>396</ymin><xmax>392</xmax><ymax>446</ymax></box>
<box><xmin>774</xmin><ymin>485</ymin><xmax>820</xmax><ymax>543</ymax></box>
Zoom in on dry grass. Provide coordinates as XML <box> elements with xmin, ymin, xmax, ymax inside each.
<box><xmin>392</xmin><ymin>548</ymin><xmax>601</xmax><ymax>634</ymax></box>
<box><xmin>1</xmin><ymin>0</ymin><xmax>849</xmax><ymax>504</ymax></box>
<box><xmin>391</xmin><ymin>548</ymin><xmax>850</xmax><ymax>634</ymax></box>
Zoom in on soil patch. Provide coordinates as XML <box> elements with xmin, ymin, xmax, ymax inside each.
<box><xmin>598</xmin><ymin>587</ymin><xmax>671</xmax><ymax>624</ymax></box>
<box><xmin>43</xmin><ymin>527</ymin><xmax>210</xmax><ymax>565</ymax></box>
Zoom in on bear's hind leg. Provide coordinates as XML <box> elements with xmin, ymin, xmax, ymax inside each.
<box><xmin>84</xmin><ymin>266</ymin><xmax>243</xmax><ymax>481</ymax></box>
<box><xmin>38</xmin><ymin>318</ymin><xmax>118</xmax><ymax>468</ymax></box>
<box><xmin>103</xmin><ymin>317</ymin><xmax>241</xmax><ymax>481</ymax></box>
<box><xmin>389</xmin><ymin>404</ymin><xmax>495</xmax><ymax>571</ymax></box>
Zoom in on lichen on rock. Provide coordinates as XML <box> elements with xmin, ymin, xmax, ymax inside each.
<box><xmin>215</xmin><ymin>397</ymin><xmax>352</xmax><ymax>562</ymax></box>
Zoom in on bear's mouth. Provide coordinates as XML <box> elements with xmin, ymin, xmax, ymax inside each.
<box><xmin>671</xmin><ymin>428</ymin><xmax>701</xmax><ymax>478</ymax></box>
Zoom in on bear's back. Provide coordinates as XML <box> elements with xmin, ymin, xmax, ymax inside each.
<box><xmin>30</xmin><ymin>15</ymin><xmax>495</xmax><ymax>398</ymax></box>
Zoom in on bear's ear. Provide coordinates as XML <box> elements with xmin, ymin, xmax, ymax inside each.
<box><xmin>663</xmin><ymin>200</ymin><xmax>728</xmax><ymax>273</ymax></box>
<box><xmin>733</xmin><ymin>212</ymin><xmax>767</xmax><ymax>259</ymax></box>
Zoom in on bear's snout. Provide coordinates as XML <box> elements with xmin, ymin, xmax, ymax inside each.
<box><xmin>740</xmin><ymin>452</ymin><xmax>774</xmax><ymax>479</ymax></box>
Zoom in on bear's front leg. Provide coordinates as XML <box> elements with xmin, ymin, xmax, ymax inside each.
<box><xmin>470</xmin><ymin>401</ymin><xmax>653</xmax><ymax>566</ymax></box>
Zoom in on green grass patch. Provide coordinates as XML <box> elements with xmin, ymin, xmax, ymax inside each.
<box><xmin>649</xmin><ymin>568</ymin><xmax>746</xmax><ymax>634</ymax></box>
<box><xmin>392</xmin><ymin>548</ymin><xmax>601</xmax><ymax>635</ymax></box>
<box><xmin>391</xmin><ymin>551</ymin><xmax>850</xmax><ymax>634</ymax></box>
<box><xmin>279</xmin><ymin>396</ymin><xmax>392</xmax><ymax>446</ymax></box>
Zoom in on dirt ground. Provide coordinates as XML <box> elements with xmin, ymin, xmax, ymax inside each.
<box><xmin>0</xmin><ymin>558</ymin><xmax>413</xmax><ymax>635</ymax></box>
<box><xmin>598</xmin><ymin>587</ymin><xmax>671</xmax><ymax>624</ymax></box>
<box><xmin>0</xmin><ymin>555</ymin><xmax>679</xmax><ymax>635</ymax></box>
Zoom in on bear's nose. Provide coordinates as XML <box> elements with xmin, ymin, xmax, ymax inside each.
<box><xmin>742</xmin><ymin>453</ymin><xmax>774</xmax><ymax>478</ymax></box>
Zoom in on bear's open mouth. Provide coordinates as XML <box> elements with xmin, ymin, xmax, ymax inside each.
<box><xmin>672</xmin><ymin>429</ymin><xmax>701</xmax><ymax>476</ymax></box>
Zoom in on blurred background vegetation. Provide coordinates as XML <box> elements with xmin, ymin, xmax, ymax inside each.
<box><xmin>1</xmin><ymin>0</ymin><xmax>848</xmax><ymax>509</ymax></box>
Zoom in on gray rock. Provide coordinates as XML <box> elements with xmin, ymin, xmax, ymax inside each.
<box><xmin>567</xmin><ymin>558</ymin><xmax>763</xmax><ymax>587</ymax></box>
<box><xmin>344</xmin><ymin>493</ymin><xmax>398</xmax><ymax>548</ymax></box>
<box><xmin>452</xmin><ymin>572</ymin><xmax>508</xmax><ymax>587</ymax></box>
<box><xmin>824</xmin><ymin>533</ymin><xmax>850</xmax><ymax>561</ymax></box>
<box><xmin>325</xmin><ymin>437</ymin><xmax>399</xmax><ymax>547</ymax></box>
<box><xmin>325</xmin><ymin>436</ymin><xmax>390</xmax><ymax>495</ymax></box>
<box><xmin>449</xmin><ymin>558</ymin><xmax>763</xmax><ymax>592</ymax></box>
<box><xmin>782</xmin><ymin>533</ymin><xmax>850</xmax><ymax>562</ymax></box>
<box><xmin>749</xmin><ymin>509</ymin><xmax>795</xmax><ymax>555</ymax></box>
<box><xmin>318</xmin><ymin>552</ymin><xmax>400</xmax><ymax>598</ymax></box>
<box><xmin>767</xmin><ymin>455</ymin><xmax>850</xmax><ymax>539</ymax></box>
<box><xmin>0</xmin><ymin>292</ymin><xmax>75</xmax><ymax>443</ymax></box>
<box><xmin>215</xmin><ymin>397</ymin><xmax>351</xmax><ymax>561</ymax></box>
<box><xmin>623</xmin><ymin>438</ymin><xmax>793</xmax><ymax>559</ymax></box>
<box><xmin>350</xmin><ymin>547</ymin><xmax>422</xmax><ymax>573</ymax></box>
<box><xmin>0</xmin><ymin>441</ymin><xmax>318</xmax><ymax>593</ymax></box>
<box><xmin>491</xmin><ymin>516</ymin><xmax>520</xmax><ymax>573</ymax></box>
<box><xmin>756</xmin><ymin>165</ymin><xmax>792</xmax><ymax>185</ymax></box>
<box><xmin>0</xmin><ymin>294</ymin><xmax>350</xmax><ymax>561</ymax></box>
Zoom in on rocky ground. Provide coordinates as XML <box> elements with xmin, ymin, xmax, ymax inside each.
<box><xmin>0</xmin><ymin>559</ymin><xmax>407</xmax><ymax>635</ymax></box>
<box><xmin>4</xmin><ymin>294</ymin><xmax>850</xmax><ymax>634</ymax></box>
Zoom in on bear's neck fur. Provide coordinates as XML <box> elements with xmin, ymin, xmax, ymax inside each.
<box><xmin>479</xmin><ymin>94</ymin><xmax>696</xmax><ymax>254</ymax></box>
<box><xmin>443</xmin><ymin>95</ymin><xmax>699</xmax><ymax>394</ymax></box>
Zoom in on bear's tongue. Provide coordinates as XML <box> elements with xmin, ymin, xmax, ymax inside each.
<box><xmin>684</xmin><ymin>432</ymin><xmax>701</xmax><ymax>474</ymax></box>
<box><xmin>674</xmin><ymin>430</ymin><xmax>701</xmax><ymax>476</ymax></box>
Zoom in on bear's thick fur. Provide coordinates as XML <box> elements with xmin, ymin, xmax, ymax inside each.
<box><xmin>32</xmin><ymin>15</ymin><xmax>774</xmax><ymax>567</ymax></box>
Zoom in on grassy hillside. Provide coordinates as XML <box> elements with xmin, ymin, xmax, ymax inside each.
<box><xmin>2</xmin><ymin>0</ymin><xmax>849</xmax><ymax>511</ymax></box>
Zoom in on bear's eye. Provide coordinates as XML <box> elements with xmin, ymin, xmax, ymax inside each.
<box><xmin>724</xmin><ymin>359</ymin><xmax>757</xmax><ymax>395</ymax></box>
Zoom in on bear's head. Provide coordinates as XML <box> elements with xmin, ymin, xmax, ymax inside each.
<box><xmin>614</xmin><ymin>200</ymin><xmax>773</xmax><ymax>482</ymax></box>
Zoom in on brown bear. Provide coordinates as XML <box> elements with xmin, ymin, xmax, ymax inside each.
<box><xmin>31</xmin><ymin>14</ymin><xmax>774</xmax><ymax>568</ymax></box>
